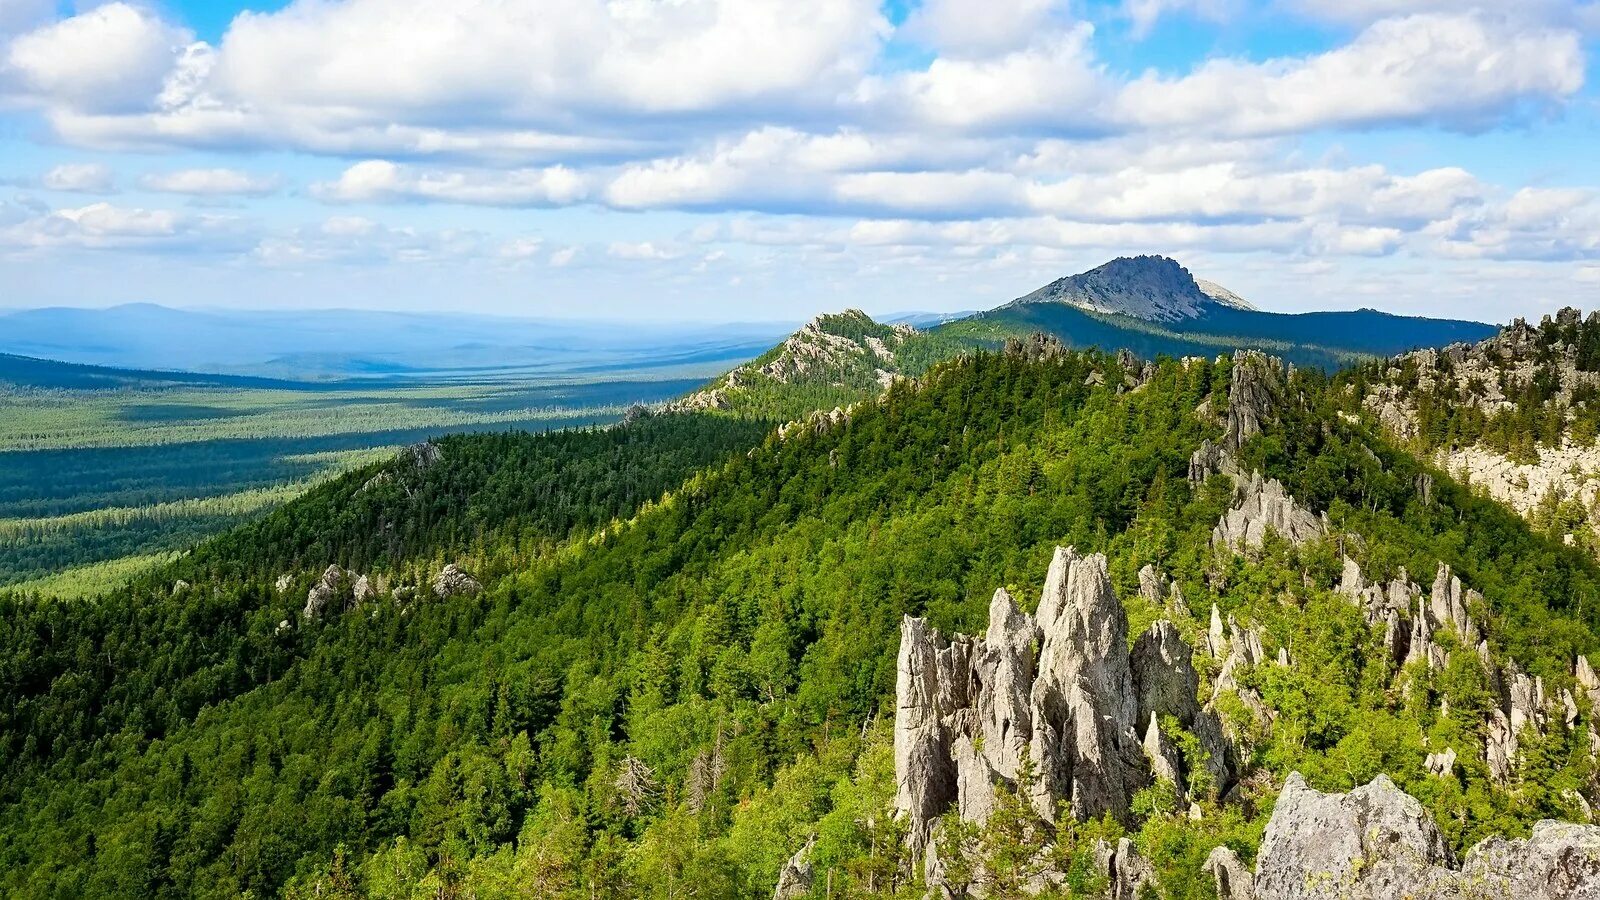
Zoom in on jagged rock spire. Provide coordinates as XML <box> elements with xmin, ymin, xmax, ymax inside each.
<box><xmin>1029</xmin><ymin>547</ymin><xmax>1145</xmax><ymax>822</ymax></box>
<box><xmin>892</xmin><ymin>545</ymin><xmax>1236</xmax><ymax>876</ymax></box>
<box><xmin>1224</xmin><ymin>350</ymin><xmax>1283</xmax><ymax>453</ymax></box>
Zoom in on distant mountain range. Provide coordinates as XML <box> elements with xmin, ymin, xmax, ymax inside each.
<box><xmin>0</xmin><ymin>303</ymin><xmax>795</xmax><ymax>381</ymax></box>
<box><xmin>677</xmin><ymin>255</ymin><xmax>1500</xmax><ymax>417</ymax></box>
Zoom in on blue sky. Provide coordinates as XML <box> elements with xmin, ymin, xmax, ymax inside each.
<box><xmin>1</xmin><ymin>0</ymin><xmax>1598</xmax><ymax>322</ymax></box>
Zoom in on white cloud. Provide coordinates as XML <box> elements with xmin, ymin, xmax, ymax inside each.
<box><xmin>140</xmin><ymin>167</ymin><xmax>281</xmax><ymax>196</ymax></box>
<box><xmin>42</xmin><ymin>162</ymin><xmax>115</xmax><ymax>192</ymax></box>
<box><xmin>0</xmin><ymin>201</ymin><xmax>245</xmax><ymax>253</ymax></box>
<box><xmin>1117</xmin><ymin>13</ymin><xmax>1584</xmax><ymax>136</ymax></box>
<box><xmin>5</xmin><ymin>3</ymin><xmax>191</xmax><ymax>112</ymax></box>
<box><xmin>314</xmin><ymin>160</ymin><xmax>590</xmax><ymax>206</ymax></box>
<box><xmin>252</xmin><ymin>216</ymin><xmax>486</xmax><ymax>266</ymax></box>
<box><xmin>608</xmin><ymin>240</ymin><xmax>683</xmax><ymax>261</ymax></box>
<box><xmin>863</xmin><ymin>26</ymin><xmax>1106</xmax><ymax>132</ymax></box>
<box><xmin>212</xmin><ymin>0</ymin><xmax>883</xmax><ymax>121</ymax></box>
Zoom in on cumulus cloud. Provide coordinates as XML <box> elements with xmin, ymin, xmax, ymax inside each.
<box><xmin>313</xmin><ymin>160</ymin><xmax>589</xmax><ymax>206</ymax></box>
<box><xmin>1116</xmin><ymin>13</ymin><xmax>1584</xmax><ymax>136</ymax></box>
<box><xmin>862</xmin><ymin>26</ymin><xmax>1107</xmax><ymax>133</ymax></box>
<box><xmin>42</xmin><ymin>162</ymin><xmax>115</xmax><ymax>192</ymax></box>
<box><xmin>140</xmin><ymin>168</ymin><xmax>281</xmax><ymax>196</ymax></box>
<box><xmin>1</xmin><ymin>0</ymin><xmax>1596</xmax><ymax>313</ymax></box>
<box><xmin>5</xmin><ymin>3</ymin><xmax>191</xmax><ymax>113</ymax></box>
<box><xmin>608</xmin><ymin>240</ymin><xmax>684</xmax><ymax>261</ymax></box>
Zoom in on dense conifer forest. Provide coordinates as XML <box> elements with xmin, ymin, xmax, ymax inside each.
<box><xmin>3</xmin><ymin>344</ymin><xmax>1598</xmax><ymax>897</ymax></box>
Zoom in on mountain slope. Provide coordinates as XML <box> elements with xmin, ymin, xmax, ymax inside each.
<box><xmin>4</xmin><ymin>342</ymin><xmax>1600</xmax><ymax>897</ymax></box>
<box><xmin>971</xmin><ymin>255</ymin><xmax>1495</xmax><ymax>368</ymax></box>
<box><xmin>1340</xmin><ymin>307</ymin><xmax>1600</xmax><ymax>555</ymax></box>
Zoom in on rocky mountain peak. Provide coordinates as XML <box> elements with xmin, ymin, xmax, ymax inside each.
<box><xmin>668</xmin><ymin>309</ymin><xmax>916</xmax><ymax>413</ymax></box>
<box><xmin>1013</xmin><ymin>255</ymin><xmax>1253</xmax><ymax>323</ymax></box>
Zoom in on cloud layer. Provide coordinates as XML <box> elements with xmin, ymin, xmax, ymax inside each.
<box><xmin>0</xmin><ymin>0</ymin><xmax>1595</xmax><ymax>319</ymax></box>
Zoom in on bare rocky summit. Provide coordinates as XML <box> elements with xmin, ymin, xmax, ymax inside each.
<box><xmin>1012</xmin><ymin>256</ymin><xmax>1254</xmax><ymax>323</ymax></box>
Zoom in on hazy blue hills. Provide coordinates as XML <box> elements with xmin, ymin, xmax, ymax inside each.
<box><xmin>0</xmin><ymin>303</ymin><xmax>794</xmax><ymax>380</ymax></box>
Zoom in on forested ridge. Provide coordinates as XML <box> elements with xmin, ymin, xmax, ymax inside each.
<box><xmin>2</xmin><ymin>344</ymin><xmax>1599</xmax><ymax>898</ymax></box>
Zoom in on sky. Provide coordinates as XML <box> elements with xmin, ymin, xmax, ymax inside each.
<box><xmin>0</xmin><ymin>0</ymin><xmax>1598</xmax><ymax>323</ymax></box>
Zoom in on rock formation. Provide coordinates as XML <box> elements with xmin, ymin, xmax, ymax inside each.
<box><xmin>1357</xmin><ymin>308</ymin><xmax>1600</xmax><ymax>553</ymax></box>
<box><xmin>432</xmin><ymin>564</ymin><xmax>482</xmax><ymax>599</ymax></box>
<box><xmin>1424</xmin><ymin>747</ymin><xmax>1457</xmax><ymax>777</ymax></box>
<box><xmin>772</xmin><ymin>837</ymin><xmax>815</xmax><ymax>900</ymax></box>
<box><xmin>303</xmin><ymin>565</ymin><xmax>352</xmax><ymax>619</ymax></box>
<box><xmin>1255</xmin><ymin>773</ymin><xmax>1456</xmax><ymax>899</ymax></box>
<box><xmin>1460</xmin><ymin>820</ymin><xmax>1600</xmax><ymax>899</ymax></box>
<box><xmin>1094</xmin><ymin>837</ymin><xmax>1157</xmax><ymax>900</ymax></box>
<box><xmin>893</xmin><ymin>546</ymin><xmax>1237</xmax><ymax>876</ymax></box>
<box><xmin>1235</xmin><ymin>772</ymin><xmax>1600</xmax><ymax>899</ymax></box>
<box><xmin>1028</xmin><ymin>548</ymin><xmax>1146</xmax><ymax>823</ymax></box>
<box><xmin>1225</xmin><ymin>351</ymin><xmax>1281</xmax><ymax>453</ymax></box>
<box><xmin>1212</xmin><ymin>471</ymin><xmax>1326</xmax><ymax>550</ymax></box>
<box><xmin>1204</xmin><ymin>846</ymin><xmax>1254</xmax><ymax>900</ymax></box>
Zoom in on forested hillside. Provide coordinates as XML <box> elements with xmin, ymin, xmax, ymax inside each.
<box><xmin>3</xmin><ymin>339</ymin><xmax>1599</xmax><ymax>898</ymax></box>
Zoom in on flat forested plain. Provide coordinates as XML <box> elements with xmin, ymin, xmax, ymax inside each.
<box><xmin>0</xmin><ymin>355</ymin><xmax>705</xmax><ymax>594</ymax></box>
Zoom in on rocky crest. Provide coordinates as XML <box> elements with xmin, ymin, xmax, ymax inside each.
<box><xmin>1012</xmin><ymin>256</ymin><xmax>1253</xmax><ymax>323</ymax></box>
<box><xmin>1357</xmin><ymin>307</ymin><xmax>1600</xmax><ymax>550</ymax></box>
<box><xmin>1211</xmin><ymin>471</ymin><xmax>1327</xmax><ymax>550</ymax></box>
<box><xmin>669</xmin><ymin>310</ymin><xmax>916</xmax><ymax>413</ymax></box>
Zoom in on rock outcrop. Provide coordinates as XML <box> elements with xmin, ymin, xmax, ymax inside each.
<box><xmin>668</xmin><ymin>310</ymin><xmax>916</xmax><ymax>413</ymax></box>
<box><xmin>432</xmin><ymin>564</ymin><xmax>482</xmax><ymax>599</ymax></box>
<box><xmin>893</xmin><ymin>547</ymin><xmax>1236</xmax><ymax>874</ymax></box>
<box><xmin>303</xmin><ymin>565</ymin><xmax>352</xmax><ymax>619</ymax></box>
<box><xmin>1212</xmin><ymin>471</ymin><xmax>1326</xmax><ymax>550</ymax></box>
<box><xmin>1357</xmin><ymin>308</ymin><xmax>1600</xmax><ymax>552</ymax></box>
<box><xmin>1460</xmin><ymin>820</ymin><xmax>1600</xmax><ymax>899</ymax></box>
<box><xmin>1028</xmin><ymin>548</ymin><xmax>1146</xmax><ymax>823</ymax></box>
<box><xmin>1129</xmin><ymin>620</ymin><xmax>1234</xmax><ymax>798</ymax></box>
<box><xmin>772</xmin><ymin>837</ymin><xmax>815</xmax><ymax>900</ymax></box>
<box><xmin>1095</xmin><ymin>837</ymin><xmax>1158</xmax><ymax>900</ymax></box>
<box><xmin>1255</xmin><ymin>773</ymin><xmax>1456</xmax><ymax>899</ymax></box>
<box><xmin>1205</xmin><ymin>846</ymin><xmax>1254</xmax><ymax>900</ymax></box>
<box><xmin>1242</xmin><ymin>772</ymin><xmax>1600</xmax><ymax>899</ymax></box>
<box><xmin>1225</xmin><ymin>351</ymin><xmax>1281</xmax><ymax>453</ymax></box>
